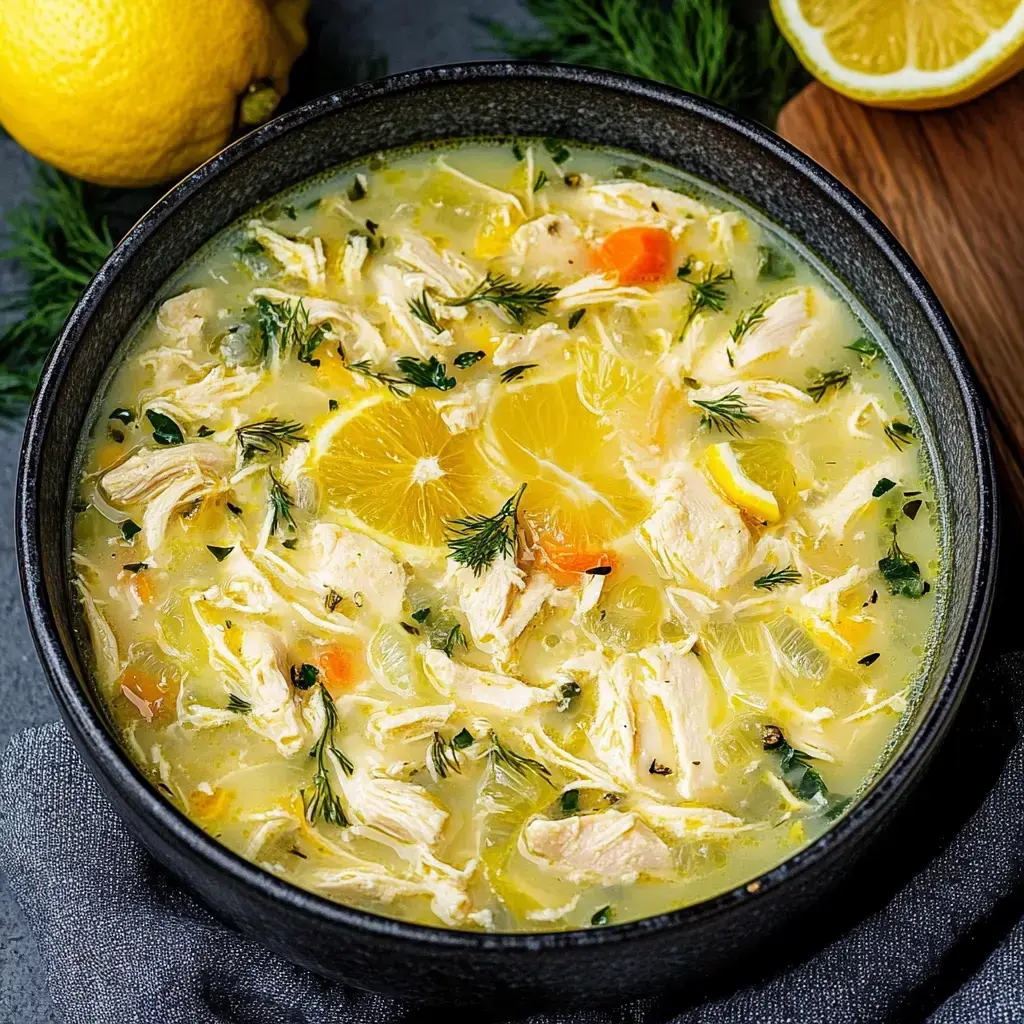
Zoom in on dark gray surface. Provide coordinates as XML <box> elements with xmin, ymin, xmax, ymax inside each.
<box><xmin>0</xmin><ymin>3</ymin><xmax>530</xmax><ymax>1018</ymax></box>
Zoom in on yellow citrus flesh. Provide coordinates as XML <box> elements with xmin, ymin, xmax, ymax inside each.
<box><xmin>704</xmin><ymin>442</ymin><xmax>781</xmax><ymax>524</ymax></box>
<box><xmin>485</xmin><ymin>372</ymin><xmax>648</xmax><ymax>548</ymax></box>
<box><xmin>0</xmin><ymin>0</ymin><xmax>308</xmax><ymax>186</ymax></box>
<box><xmin>313</xmin><ymin>393</ymin><xmax>492</xmax><ymax>551</ymax></box>
<box><xmin>729</xmin><ymin>438</ymin><xmax>799</xmax><ymax>511</ymax></box>
<box><xmin>772</xmin><ymin>0</ymin><xmax>1024</xmax><ymax>109</ymax></box>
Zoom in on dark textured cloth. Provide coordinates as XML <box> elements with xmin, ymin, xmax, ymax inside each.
<box><xmin>1</xmin><ymin>654</ymin><xmax>1022</xmax><ymax>1024</ymax></box>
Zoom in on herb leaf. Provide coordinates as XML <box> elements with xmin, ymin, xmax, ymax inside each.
<box><xmin>235</xmin><ymin>418</ymin><xmax>308</xmax><ymax>461</ymax></box>
<box><xmin>757</xmin><ymin>245</ymin><xmax>795</xmax><ymax>280</ymax></box>
<box><xmin>488</xmin><ymin>732</ymin><xmax>553</xmax><ymax>787</ymax></box>
<box><xmin>446</xmin><ymin>484</ymin><xmax>526</xmax><ymax>576</ymax></box>
<box><xmin>207</xmin><ymin>545</ymin><xmax>234</xmax><ymax>562</ymax></box>
<box><xmin>568</xmin><ymin>308</ymin><xmax>586</xmax><ymax>329</ymax></box>
<box><xmin>409</xmin><ymin>289</ymin><xmax>444</xmax><ymax>335</ymax></box>
<box><xmin>442</xmin><ymin>623</ymin><xmax>468</xmax><ymax>659</ymax></box>
<box><xmin>227</xmin><ymin>693</ymin><xmax>252</xmax><ymax>714</ymax></box>
<box><xmin>692</xmin><ymin>389</ymin><xmax>758</xmax><ymax>436</ymax></box>
<box><xmin>682</xmin><ymin>264</ymin><xmax>733</xmax><ymax>329</ymax></box>
<box><xmin>145</xmin><ymin>410</ymin><xmax>184</xmax><ymax>446</ymax></box>
<box><xmin>429</xmin><ymin>731</ymin><xmax>463</xmax><ymax>779</ymax></box>
<box><xmin>753</xmin><ymin>565</ymin><xmax>801</xmax><ymax>590</ymax></box>
<box><xmin>847</xmin><ymin>336</ymin><xmax>883</xmax><ymax>362</ymax></box>
<box><xmin>872</xmin><ymin>478</ymin><xmax>897</xmax><ymax>498</ymax></box>
<box><xmin>730</xmin><ymin>298</ymin><xmax>770</xmax><ymax>344</ymax></box>
<box><xmin>303</xmin><ymin>684</ymin><xmax>353</xmax><ymax>827</ymax></box>
<box><xmin>290</xmin><ymin>663</ymin><xmax>319</xmax><ymax>690</ymax></box>
<box><xmin>806</xmin><ymin>369</ymin><xmax>851</xmax><ymax>403</ymax></box>
<box><xmin>884</xmin><ymin>420</ymin><xmax>916</xmax><ymax>450</ymax></box>
<box><xmin>591</xmin><ymin>905</ymin><xmax>613</xmax><ymax>927</ymax></box>
<box><xmin>337</xmin><ymin>342</ymin><xmax>412</xmax><ymax>399</ymax></box>
<box><xmin>500</xmin><ymin>363</ymin><xmax>537</xmax><ymax>384</ymax></box>
<box><xmin>396</xmin><ymin>355</ymin><xmax>456</xmax><ymax>392</ymax></box>
<box><xmin>878</xmin><ymin>526</ymin><xmax>927</xmax><ymax>598</ymax></box>
<box><xmin>454</xmin><ymin>350</ymin><xmax>485</xmax><ymax>369</ymax></box>
<box><xmin>120</xmin><ymin>519</ymin><xmax>141</xmax><ymax>542</ymax></box>
<box><xmin>446</xmin><ymin>272</ymin><xmax>559</xmax><ymax>326</ymax></box>
<box><xmin>267</xmin><ymin>468</ymin><xmax>297</xmax><ymax>536</ymax></box>
<box><xmin>762</xmin><ymin>724</ymin><xmax>830</xmax><ymax>802</ymax></box>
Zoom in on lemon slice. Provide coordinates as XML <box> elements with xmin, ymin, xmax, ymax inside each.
<box><xmin>704</xmin><ymin>442</ymin><xmax>781</xmax><ymax>523</ymax></box>
<box><xmin>772</xmin><ymin>0</ymin><xmax>1024</xmax><ymax>108</ymax></box>
<box><xmin>485</xmin><ymin>371</ymin><xmax>648</xmax><ymax>547</ymax></box>
<box><xmin>312</xmin><ymin>393</ymin><xmax>492</xmax><ymax>552</ymax></box>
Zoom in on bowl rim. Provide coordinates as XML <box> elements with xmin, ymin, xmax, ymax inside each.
<box><xmin>16</xmin><ymin>60</ymin><xmax>999</xmax><ymax>952</ymax></box>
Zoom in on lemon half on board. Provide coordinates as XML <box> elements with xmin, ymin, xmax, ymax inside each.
<box><xmin>312</xmin><ymin>393</ymin><xmax>492</xmax><ymax>554</ymax></box>
<box><xmin>771</xmin><ymin>0</ymin><xmax>1024</xmax><ymax>109</ymax></box>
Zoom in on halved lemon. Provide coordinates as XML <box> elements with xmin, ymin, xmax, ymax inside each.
<box><xmin>729</xmin><ymin>438</ymin><xmax>799</xmax><ymax>510</ymax></box>
<box><xmin>484</xmin><ymin>371</ymin><xmax>648</xmax><ymax>548</ymax></box>
<box><xmin>312</xmin><ymin>393</ymin><xmax>492</xmax><ymax>551</ymax></box>
<box><xmin>772</xmin><ymin>0</ymin><xmax>1024</xmax><ymax>108</ymax></box>
<box><xmin>703</xmin><ymin>442</ymin><xmax>781</xmax><ymax>524</ymax></box>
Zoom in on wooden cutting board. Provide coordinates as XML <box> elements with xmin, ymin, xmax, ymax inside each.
<box><xmin>777</xmin><ymin>78</ymin><xmax>1024</xmax><ymax>516</ymax></box>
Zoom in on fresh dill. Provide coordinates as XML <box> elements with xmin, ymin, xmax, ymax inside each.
<box><xmin>692</xmin><ymin>389</ymin><xmax>758</xmax><ymax>436</ymax></box>
<box><xmin>568</xmin><ymin>308</ymin><xmax>586</xmax><ymax>329</ymax></box>
<box><xmin>442</xmin><ymin>623</ymin><xmax>468</xmax><ymax>659</ymax></box>
<box><xmin>0</xmin><ymin>168</ymin><xmax>113</xmax><ymax>416</ymax></box>
<box><xmin>730</xmin><ymin>298</ymin><xmax>770</xmax><ymax>344</ymax></box>
<box><xmin>446</xmin><ymin>483</ymin><xmax>526</xmax><ymax>576</ymax></box>
<box><xmin>290</xmin><ymin>663</ymin><xmax>320</xmax><ymax>690</ymax></box>
<box><xmin>411</xmin><ymin>607</ymin><xmax>431</xmax><ymax>623</ymax></box>
<box><xmin>480</xmin><ymin>0</ymin><xmax>805</xmax><ymax>126</ymax></box>
<box><xmin>591</xmin><ymin>905</ymin><xmax>613</xmax><ymax>927</ymax></box>
<box><xmin>878</xmin><ymin>526</ymin><xmax>927</xmax><ymax>598</ymax></box>
<box><xmin>146</xmin><ymin>410</ymin><xmax>184</xmax><ymax>446</ymax></box>
<box><xmin>556</xmin><ymin>680</ymin><xmax>581</xmax><ymax>712</ymax></box>
<box><xmin>500</xmin><ymin>363</ymin><xmax>537</xmax><ymax>384</ymax></box>
<box><xmin>267</xmin><ymin>468</ymin><xmax>297</xmax><ymax>536</ymax></box>
<box><xmin>253</xmin><ymin>295</ymin><xmax>326</xmax><ymax>366</ymax></box>
<box><xmin>303</xmin><ymin>683</ymin><xmax>353</xmax><ymax>828</ymax></box>
<box><xmin>884</xmin><ymin>420</ymin><xmax>916</xmax><ymax>450</ymax></box>
<box><xmin>446</xmin><ymin>272</ymin><xmax>559</xmax><ymax>326</ymax></box>
<box><xmin>847</xmin><ymin>336</ymin><xmax>883</xmax><ymax>363</ymax></box>
<box><xmin>806</xmin><ymin>369</ymin><xmax>851</xmax><ymax>403</ymax></box>
<box><xmin>533</xmin><ymin>169</ymin><xmax>549</xmax><ymax>192</ymax></box>
<box><xmin>325</xmin><ymin>588</ymin><xmax>344</xmax><ymax>613</ymax></box>
<box><xmin>235</xmin><ymin>418</ymin><xmax>308</xmax><ymax>461</ymax></box>
<box><xmin>872</xmin><ymin>478</ymin><xmax>897</xmax><ymax>498</ymax></box>
<box><xmin>488</xmin><ymin>732</ymin><xmax>553</xmax><ymax>787</ymax></box>
<box><xmin>409</xmin><ymin>289</ymin><xmax>444</xmax><ymax>334</ymax></box>
<box><xmin>753</xmin><ymin>565</ymin><xmax>802</xmax><ymax>590</ymax></box>
<box><xmin>429</xmin><ymin>731</ymin><xmax>463</xmax><ymax>779</ymax></box>
<box><xmin>454</xmin><ymin>350</ymin><xmax>485</xmax><ymax>369</ymax></box>
<box><xmin>226</xmin><ymin>693</ymin><xmax>252</xmax><ymax>714</ymax></box>
<box><xmin>396</xmin><ymin>354</ymin><xmax>456</xmax><ymax>392</ymax></box>
<box><xmin>337</xmin><ymin>342</ymin><xmax>412</xmax><ymax>399</ymax></box>
<box><xmin>207</xmin><ymin>545</ymin><xmax>234</xmax><ymax>562</ymax></box>
<box><xmin>560</xmin><ymin>789</ymin><xmax>580</xmax><ymax>815</ymax></box>
<box><xmin>682</xmin><ymin>264</ymin><xmax>733</xmax><ymax>329</ymax></box>
<box><xmin>120</xmin><ymin>519</ymin><xmax>141</xmax><ymax>542</ymax></box>
<box><xmin>543</xmin><ymin>138</ymin><xmax>572</xmax><ymax>164</ymax></box>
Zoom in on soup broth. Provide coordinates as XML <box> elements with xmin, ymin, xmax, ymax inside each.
<box><xmin>71</xmin><ymin>140</ymin><xmax>940</xmax><ymax>932</ymax></box>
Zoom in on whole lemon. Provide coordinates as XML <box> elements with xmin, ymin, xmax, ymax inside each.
<box><xmin>0</xmin><ymin>0</ymin><xmax>308</xmax><ymax>187</ymax></box>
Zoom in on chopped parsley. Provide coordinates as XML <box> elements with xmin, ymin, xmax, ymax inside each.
<box><xmin>145</xmin><ymin>409</ymin><xmax>183</xmax><ymax>446</ymax></box>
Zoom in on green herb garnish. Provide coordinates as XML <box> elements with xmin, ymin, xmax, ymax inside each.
<box><xmin>560</xmin><ymin>789</ymin><xmax>580</xmax><ymax>815</ymax></box>
<box><xmin>847</xmin><ymin>336</ymin><xmax>883</xmax><ymax>362</ymax></box>
<box><xmin>447</xmin><ymin>272</ymin><xmax>559</xmax><ymax>326</ymax></box>
<box><xmin>730</xmin><ymin>298</ymin><xmax>770</xmax><ymax>344</ymax></box>
<box><xmin>325</xmin><ymin>589</ymin><xmax>344</xmax><ymax>614</ymax></box>
<box><xmin>757</xmin><ymin>245</ymin><xmax>795</xmax><ymax>280</ymax></box>
<box><xmin>753</xmin><ymin>565</ymin><xmax>801</xmax><ymax>590</ymax></box>
<box><xmin>123</xmin><ymin>562</ymin><xmax>148</xmax><ymax>573</ymax></box>
<box><xmin>145</xmin><ymin>410</ymin><xmax>183</xmax><ymax>446</ymax></box>
<box><xmin>226</xmin><ymin>694</ymin><xmax>252</xmax><ymax>714</ymax></box>
<box><xmin>337</xmin><ymin>342</ymin><xmax>412</xmax><ymax>399</ymax></box>
<box><xmin>446</xmin><ymin>483</ymin><xmax>526</xmax><ymax>576</ymax></box>
<box><xmin>120</xmin><ymin>519</ymin><xmax>141</xmax><ymax>542</ymax></box>
<box><xmin>411</xmin><ymin>607</ymin><xmax>431</xmax><ymax>623</ymax></box>
<box><xmin>235</xmin><ymin>418</ymin><xmax>308</xmax><ymax>461</ymax></box>
<box><xmin>452</xmin><ymin>728</ymin><xmax>474</xmax><ymax>749</ymax></box>
<box><xmin>290</xmin><ymin>663</ymin><xmax>319</xmax><ymax>690</ymax></box>
<box><xmin>409</xmin><ymin>289</ymin><xmax>444</xmax><ymax>335</ymax></box>
<box><xmin>442</xmin><ymin>623</ymin><xmax>468</xmax><ymax>659</ymax></box>
<box><xmin>903</xmin><ymin>499</ymin><xmax>923</xmax><ymax>521</ymax></box>
<box><xmin>303</xmin><ymin>684</ymin><xmax>353</xmax><ymax>828</ymax></box>
<box><xmin>872</xmin><ymin>478</ymin><xmax>897</xmax><ymax>498</ymax></box>
<box><xmin>682</xmin><ymin>264</ymin><xmax>733</xmax><ymax>329</ymax></box>
<box><xmin>430</xmin><ymin>731</ymin><xmax>464</xmax><ymax>779</ymax></box>
<box><xmin>396</xmin><ymin>355</ymin><xmax>456</xmax><ymax>392</ymax></box>
<box><xmin>253</xmin><ymin>296</ymin><xmax>326</xmax><ymax>366</ymax></box>
<box><xmin>568</xmin><ymin>308</ymin><xmax>586</xmax><ymax>329</ymax></box>
<box><xmin>543</xmin><ymin>138</ymin><xmax>571</xmax><ymax>164</ymax></box>
<box><xmin>533</xmin><ymin>169</ymin><xmax>549</xmax><ymax>192</ymax></box>
<box><xmin>692</xmin><ymin>389</ymin><xmax>757</xmax><ymax>436</ymax></box>
<box><xmin>858</xmin><ymin>653</ymin><xmax>880</xmax><ymax>667</ymax></box>
<box><xmin>347</xmin><ymin>175</ymin><xmax>367</xmax><ymax>202</ymax></box>
<box><xmin>762</xmin><ymin>724</ymin><xmax>829</xmax><ymax>802</ymax></box>
<box><xmin>500</xmin><ymin>363</ymin><xmax>537</xmax><ymax>384</ymax></box>
<box><xmin>806</xmin><ymin>369</ymin><xmax>851</xmax><ymax>403</ymax></box>
<box><xmin>207</xmin><ymin>545</ymin><xmax>234</xmax><ymax>562</ymax></box>
<box><xmin>591</xmin><ymin>905</ymin><xmax>613</xmax><ymax>927</ymax></box>
<box><xmin>878</xmin><ymin>526</ymin><xmax>927</xmax><ymax>598</ymax></box>
<box><xmin>556</xmin><ymin>680</ymin><xmax>581</xmax><ymax>712</ymax></box>
<box><xmin>488</xmin><ymin>732</ymin><xmax>553</xmax><ymax>787</ymax></box>
<box><xmin>454</xmin><ymin>350</ymin><xmax>485</xmax><ymax>369</ymax></box>
<box><xmin>884</xmin><ymin>420</ymin><xmax>916</xmax><ymax>451</ymax></box>
<box><xmin>197</xmin><ymin>425</ymin><xmax>215</xmax><ymax>438</ymax></box>
<box><xmin>267</xmin><ymin>468</ymin><xmax>296</xmax><ymax>536</ymax></box>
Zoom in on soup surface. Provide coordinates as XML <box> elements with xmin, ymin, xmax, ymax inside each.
<box><xmin>72</xmin><ymin>141</ymin><xmax>940</xmax><ymax>932</ymax></box>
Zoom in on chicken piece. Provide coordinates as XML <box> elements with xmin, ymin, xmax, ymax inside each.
<box><xmin>491</xmin><ymin>322</ymin><xmax>569</xmax><ymax>367</ymax></box>
<box><xmin>238</xmin><ymin>626</ymin><xmax>307</xmax><ymax>756</ymax></box>
<box><xmin>371</xmin><ymin>264</ymin><xmax>454</xmax><ymax>356</ymax></box>
<box><xmin>422</xmin><ymin>649</ymin><xmax>557</xmax><ymax>713</ymax></box>
<box><xmin>845</xmin><ymin>386</ymin><xmax>891</xmax><ymax>439</ymax></box>
<box><xmin>590</xmin><ymin>652</ymin><xmax>640</xmax><ymax>790</ymax></box>
<box><xmin>448</xmin><ymin>556</ymin><xmax>555</xmax><ymax>656</ymax></box>
<box><xmin>339</xmin><ymin>233</ymin><xmax>369</xmax><ymax>290</ymax></box>
<box><xmin>509</xmin><ymin>213</ymin><xmax>585</xmax><ymax>281</ymax></box>
<box><xmin>393</xmin><ymin>231</ymin><xmax>477</xmax><ymax>298</ymax></box>
<box><xmin>687</xmin><ymin>379</ymin><xmax>823</xmax><ymax>428</ymax></box>
<box><xmin>522</xmin><ymin>809</ymin><xmax>672</xmax><ymax>885</ymax></box>
<box><xmin>573</xmin><ymin>571</ymin><xmax>605</xmax><ymax>623</ymax></box>
<box><xmin>511</xmin><ymin>213</ymin><xmax>582</xmax><ymax>255</ymax></box>
<box><xmin>556</xmin><ymin>273</ymin><xmax>656</xmax><ymax>310</ymax></box>
<box><xmin>155</xmin><ymin>288</ymin><xmax>214</xmax><ymax>343</ymax></box>
<box><xmin>583</xmin><ymin>181</ymin><xmax>708</xmax><ymax>238</ymax></box>
<box><xmin>801</xmin><ymin>565</ymin><xmax>870</xmax><ymax>623</ymax></box>
<box><xmin>636</xmin><ymin>642</ymin><xmax>718</xmax><ymax>801</ymax></box>
<box><xmin>101</xmin><ymin>442</ymin><xmax>233</xmax><ymax>552</ymax></box>
<box><xmin>705</xmin><ymin>212</ymin><xmax>752</xmax><ymax>270</ymax></box>
<box><xmin>639</xmin><ymin>463</ymin><xmax>751</xmax><ymax>592</ymax></box>
<box><xmin>434</xmin><ymin>379</ymin><xmax>494</xmax><ymax>434</ymax></box>
<box><xmin>75</xmin><ymin>580</ymin><xmax>119</xmax><ymax>685</ymax></box>
<box><xmin>310</xmin><ymin>523</ymin><xmax>407</xmax><ymax>621</ymax></box>
<box><xmin>248</xmin><ymin>221</ymin><xmax>326</xmax><ymax>292</ymax></box>
<box><xmin>145</xmin><ymin>364</ymin><xmax>262</xmax><ymax>423</ymax></box>
<box><xmin>343</xmin><ymin>771</ymin><xmax>449</xmax><ymax>848</ymax></box>
<box><xmin>635</xmin><ymin>799</ymin><xmax>755</xmax><ymax>840</ymax></box>
<box><xmin>367</xmin><ymin>704</ymin><xmax>456</xmax><ymax>748</ymax></box>
<box><xmin>811</xmin><ymin>458</ymin><xmax>902</xmax><ymax>540</ymax></box>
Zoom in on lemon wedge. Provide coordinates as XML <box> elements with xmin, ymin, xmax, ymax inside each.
<box><xmin>704</xmin><ymin>442</ymin><xmax>781</xmax><ymax>523</ymax></box>
<box><xmin>312</xmin><ymin>393</ymin><xmax>492</xmax><ymax>553</ymax></box>
<box><xmin>771</xmin><ymin>0</ymin><xmax>1024</xmax><ymax>109</ymax></box>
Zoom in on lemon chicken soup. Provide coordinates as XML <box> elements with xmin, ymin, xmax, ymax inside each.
<box><xmin>72</xmin><ymin>141</ymin><xmax>940</xmax><ymax>932</ymax></box>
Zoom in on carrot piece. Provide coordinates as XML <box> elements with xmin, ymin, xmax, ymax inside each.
<box><xmin>316</xmin><ymin>645</ymin><xmax>365</xmax><ymax>696</ymax></box>
<box><xmin>538</xmin><ymin>538</ymin><xmax>616</xmax><ymax>587</ymax></box>
<box><xmin>129</xmin><ymin>571</ymin><xmax>155</xmax><ymax>605</ymax></box>
<box><xmin>189</xmin><ymin>787</ymin><xmax>232</xmax><ymax>822</ymax></box>
<box><xmin>597</xmin><ymin>226</ymin><xmax>673</xmax><ymax>284</ymax></box>
<box><xmin>118</xmin><ymin>665</ymin><xmax>177</xmax><ymax>720</ymax></box>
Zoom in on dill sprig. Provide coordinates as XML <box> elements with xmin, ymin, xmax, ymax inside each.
<box><xmin>235</xmin><ymin>418</ymin><xmax>308</xmax><ymax>461</ymax></box>
<box><xmin>446</xmin><ymin>483</ymin><xmax>526</xmax><ymax>576</ymax></box>
<box><xmin>409</xmin><ymin>289</ymin><xmax>444</xmax><ymax>334</ymax></box>
<box><xmin>488</xmin><ymin>732</ymin><xmax>554</xmax><ymax>787</ymax></box>
<box><xmin>396</xmin><ymin>354</ymin><xmax>456</xmax><ymax>392</ymax></box>
<box><xmin>267</xmin><ymin>467</ymin><xmax>297</xmax><ymax>536</ymax></box>
<box><xmin>500</xmin><ymin>363</ymin><xmax>537</xmax><ymax>384</ymax></box>
<box><xmin>303</xmin><ymin>683</ymin><xmax>353</xmax><ymax>828</ymax></box>
<box><xmin>754</xmin><ymin>565</ymin><xmax>802</xmax><ymax>590</ymax></box>
<box><xmin>480</xmin><ymin>0</ymin><xmax>805</xmax><ymax>126</ymax></box>
<box><xmin>430</xmin><ymin>731</ymin><xmax>464</xmax><ymax>779</ymax></box>
<box><xmin>884</xmin><ymin>420</ymin><xmax>916</xmax><ymax>450</ymax></box>
<box><xmin>253</xmin><ymin>295</ymin><xmax>326</xmax><ymax>366</ymax></box>
<box><xmin>446</xmin><ymin>272</ymin><xmax>559</xmax><ymax>326</ymax></box>
<box><xmin>226</xmin><ymin>693</ymin><xmax>252</xmax><ymax>714</ymax></box>
<box><xmin>442</xmin><ymin>623</ymin><xmax>469</xmax><ymax>658</ymax></box>
<box><xmin>337</xmin><ymin>342</ymin><xmax>412</xmax><ymax>399</ymax></box>
<box><xmin>730</xmin><ymin>298</ymin><xmax>770</xmax><ymax>344</ymax></box>
<box><xmin>806</xmin><ymin>369</ymin><xmax>851</xmax><ymax>403</ymax></box>
<box><xmin>0</xmin><ymin>168</ymin><xmax>113</xmax><ymax>416</ymax></box>
<box><xmin>682</xmin><ymin>264</ymin><xmax>733</xmax><ymax>329</ymax></box>
<box><xmin>692</xmin><ymin>389</ymin><xmax>758</xmax><ymax>436</ymax></box>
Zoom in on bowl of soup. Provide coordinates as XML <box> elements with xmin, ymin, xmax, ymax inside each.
<box><xmin>17</xmin><ymin>63</ymin><xmax>997</xmax><ymax>1007</ymax></box>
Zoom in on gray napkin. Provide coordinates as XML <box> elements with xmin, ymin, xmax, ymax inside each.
<box><xmin>2</xmin><ymin>654</ymin><xmax>1022</xmax><ymax>1024</ymax></box>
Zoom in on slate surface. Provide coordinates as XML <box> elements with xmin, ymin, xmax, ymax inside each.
<box><xmin>0</xmin><ymin>2</ymin><xmax>532</xmax><ymax>1018</ymax></box>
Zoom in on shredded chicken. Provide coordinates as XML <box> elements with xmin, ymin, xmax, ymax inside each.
<box><xmin>422</xmin><ymin>649</ymin><xmax>557</xmax><ymax>713</ymax></box>
<box><xmin>248</xmin><ymin>221</ymin><xmax>326</xmax><ymax>292</ymax></box>
<box><xmin>237</xmin><ymin>626</ymin><xmax>308</xmax><ymax>756</ymax></box>
<box><xmin>342</xmin><ymin>771</ymin><xmax>448</xmax><ymax>848</ymax></box>
<box><xmin>812</xmin><ymin>459</ymin><xmax>902</xmax><ymax>540</ymax></box>
<box><xmin>367</xmin><ymin>704</ymin><xmax>456</xmax><ymax>748</ymax></box>
<box><xmin>583</xmin><ymin>181</ymin><xmax>708</xmax><ymax>237</ymax></box>
<box><xmin>491</xmin><ymin>322</ymin><xmax>569</xmax><ymax>367</ymax></box>
<box><xmin>310</xmin><ymin>524</ymin><xmax>407</xmax><ymax>621</ymax></box>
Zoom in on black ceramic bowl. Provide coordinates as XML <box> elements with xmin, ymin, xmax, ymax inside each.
<box><xmin>17</xmin><ymin>63</ymin><xmax>997</xmax><ymax>1008</ymax></box>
